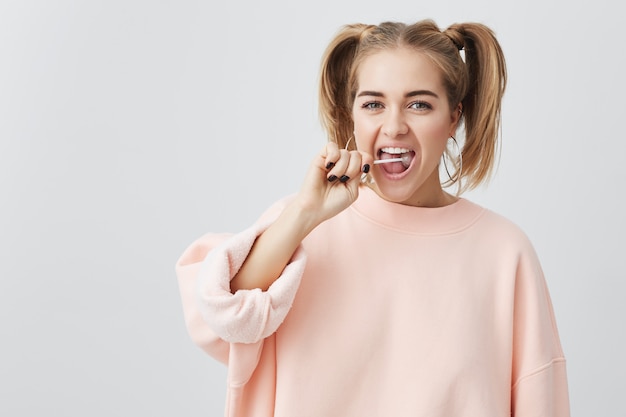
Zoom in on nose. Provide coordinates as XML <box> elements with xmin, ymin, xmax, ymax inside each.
<box><xmin>382</xmin><ymin>109</ymin><xmax>409</xmax><ymax>138</ymax></box>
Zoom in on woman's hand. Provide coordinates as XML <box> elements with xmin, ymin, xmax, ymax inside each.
<box><xmin>230</xmin><ymin>142</ymin><xmax>371</xmax><ymax>293</ymax></box>
<box><xmin>294</xmin><ymin>142</ymin><xmax>372</xmax><ymax>226</ymax></box>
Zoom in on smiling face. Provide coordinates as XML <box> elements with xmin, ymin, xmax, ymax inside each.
<box><xmin>352</xmin><ymin>47</ymin><xmax>461</xmax><ymax>207</ymax></box>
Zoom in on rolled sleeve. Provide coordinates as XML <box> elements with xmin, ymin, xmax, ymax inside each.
<box><xmin>196</xmin><ymin>219</ymin><xmax>307</xmax><ymax>344</ymax></box>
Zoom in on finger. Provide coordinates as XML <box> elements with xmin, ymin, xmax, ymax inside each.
<box><xmin>327</xmin><ymin>149</ymin><xmax>350</xmax><ymax>182</ymax></box>
<box><xmin>322</xmin><ymin>142</ymin><xmax>341</xmax><ymax>171</ymax></box>
<box><xmin>358</xmin><ymin>151</ymin><xmax>374</xmax><ymax>174</ymax></box>
<box><xmin>341</xmin><ymin>150</ymin><xmax>362</xmax><ymax>183</ymax></box>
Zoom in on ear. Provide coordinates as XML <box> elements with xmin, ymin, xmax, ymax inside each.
<box><xmin>449</xmin><ymin>103</ymin><xmax>463</xmax><ymax>136</ymax></box>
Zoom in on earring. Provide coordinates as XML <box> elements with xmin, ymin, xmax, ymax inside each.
<box><xmin>344</xmin><ymin>135</ymin><xmax>354</xmax><ymax>150</ymax></box>
<box><xmin>442</xmin><ymin>136</ymin><xmax>463</xmax><ymax>194</ymax></box>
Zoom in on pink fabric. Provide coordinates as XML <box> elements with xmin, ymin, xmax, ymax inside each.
<box><xmin>194</xmin><ymin>218</ymin><xmax>306</xmax><ymax>344</ymax></box>
<box><xmin>177</xmin><ymin>187</ymin><xmax>570</xmax><ymax>416</ymax></box>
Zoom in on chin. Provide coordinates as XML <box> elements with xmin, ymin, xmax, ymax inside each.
<box><xmin>371</xmin><ymin>183</ymin><xmax>421</xmax><ymax>205</ymax></box>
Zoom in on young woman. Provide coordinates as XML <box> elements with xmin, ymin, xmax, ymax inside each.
<box><xmin>177</xmin><ymin>20</ymin><xmax>570</xmax><ymax>417</ymax></box>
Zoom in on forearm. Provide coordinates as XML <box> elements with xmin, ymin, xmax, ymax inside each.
<box><xmin>230</xmin><ymin>200</ymin><xmax>319</xmax><ymax>292</ymax></box>
<box><xmin>230</xmin><ymin>143</ymin><xmax>367</xmax><ymax>292</ymax></box>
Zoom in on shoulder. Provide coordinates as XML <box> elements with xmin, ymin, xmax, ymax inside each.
<box><xmin>464</xmin><ymin>199</ymin><xmax>537</xmax><ymax>253</ymax></box>
<box><xmin>460</xmin><ymin>201</ymin><xmax>548</xmax><ymax>281</ymax></box>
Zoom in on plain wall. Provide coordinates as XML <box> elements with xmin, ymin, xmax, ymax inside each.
<box><xmin>1</xmin><ymin>0</ymin><xmax>624</xmax><ymax>415</ymax></box>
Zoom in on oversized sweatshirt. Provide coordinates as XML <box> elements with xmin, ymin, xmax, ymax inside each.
<box><xmin>176</xmin><ymin>186</ymin><xmax>570</xmax><ymax>417</ymax></box>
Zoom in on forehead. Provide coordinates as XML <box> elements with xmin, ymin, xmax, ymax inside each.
<box><xmin>356</xmin><ymin>47</ymin><xmax>445</xmax><ymax>94</ymax></box>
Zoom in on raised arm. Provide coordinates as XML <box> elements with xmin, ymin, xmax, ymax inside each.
<box><xmin>230</xmin><ymin>142</ymin><xmax>371</xmax><ymax>292</ymax></box>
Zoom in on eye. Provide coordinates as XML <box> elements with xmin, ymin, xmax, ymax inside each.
<box><xmin>408</xmin><ymin>100</ymin><xmax>432</xmax><ymax>111</ymax></box>
<box><xmin>362</xmin><ymin>101</ymin><xmax>384</xmax><ymax>110</ymax></box>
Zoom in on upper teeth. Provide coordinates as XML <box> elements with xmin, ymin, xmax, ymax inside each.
<box><xmin>381</xmin><ymin>147</ymin><xmax>411</xmax><ymax>154</ymax></box>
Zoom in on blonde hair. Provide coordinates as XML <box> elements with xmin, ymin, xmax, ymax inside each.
<box><xmin>318</xmin><ymin>20</ymin><xmax>507</xmax><ymax>192</ymax></box>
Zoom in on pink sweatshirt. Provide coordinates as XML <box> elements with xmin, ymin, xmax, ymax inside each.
<box><xmin>177</xmin><ymin>187</ymin><xmax>570</xmax><ymax>416</ymax></box>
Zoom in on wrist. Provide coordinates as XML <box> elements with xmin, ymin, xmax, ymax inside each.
<box><xmin>285</xmin><ymin>197</ymin><xmax>324</xmax><ymax>235</ymax></box>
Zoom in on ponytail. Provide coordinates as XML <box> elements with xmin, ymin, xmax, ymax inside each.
<box><xmin>318</xmin><ymin>24</ymin><xmax>373</xmax><ymax>150</ymax></box>
<box><xmin>445</xmin><ymin>23</ymin><xmax>507</xmax><ymax>191</ymax></box>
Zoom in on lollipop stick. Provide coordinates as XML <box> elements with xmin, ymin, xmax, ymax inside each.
<box><xmin>373</xmin><ymin>158</ymin><xmax>404</xmax><ymax>164</ymax></box>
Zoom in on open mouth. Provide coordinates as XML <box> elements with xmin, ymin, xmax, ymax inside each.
<box><xmin>377</xmin><ymin>147</ymin><xmax>415</xmax><ymax>174</ymax></box>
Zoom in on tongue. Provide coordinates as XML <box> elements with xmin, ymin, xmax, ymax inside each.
<box><xmin>380</xmin><ymin>152</ymin><xmax>411</xmax><ymax>174</ymax></box>
<box><xmin>383</xmin><ymin>161</ymin><xmax>406</xmax><ymax>174</ymax></box>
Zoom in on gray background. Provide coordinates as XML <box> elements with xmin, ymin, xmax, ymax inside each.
<box><xmin>1</xmin><ymin>0</ymin><xmax>624</xmax><ymax>415</ymax></box>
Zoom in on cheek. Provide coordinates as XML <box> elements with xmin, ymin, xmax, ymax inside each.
<box><xmin>353</xmin><ymin>115</ymin><xmax>378</xmax><ymax>143</ymax></box>
<box><xmin>354</xmin><ymin>134</ymin><xmax>371</xmax><ymax>152</ymax></box>
<box><xmin>416</xmin><ymin>119</ymin><xmax>452</xmax><ymax>156</ymax></box>
<box><xmin>421</xmin><ymin>116</ymin><xmax>453</xmax><ymax>139</ymax></box>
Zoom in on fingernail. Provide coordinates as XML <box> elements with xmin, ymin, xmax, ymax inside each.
<box><xmin>325</xmin><ymin>162</ymin><xmax>335</xmax><ymax>170</ymax></box>
<box><xmin>328</xmin><ymin>175</ymin><xmax>337</xmax><ymax>182</ymax></box>
<box><xmin>339</xmin><ymin>175</ymin><xmax>350</xmax><ymax>183</ymax></box>
<box><xmin>362</xmin><ymin>164</ymin><xmax>370</xmax><ymax>173</ymax></box>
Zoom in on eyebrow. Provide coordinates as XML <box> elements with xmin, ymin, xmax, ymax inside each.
<box><xmin>356</xmin><ymin>89</ymin><xmax>440</xmax><ymax>99</ymax></box>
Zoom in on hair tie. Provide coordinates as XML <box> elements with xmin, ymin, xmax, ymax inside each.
<box><xmin>444</xmin><ymin>28</ymin><xmax>466</xmax><ymax>63</ymax></box>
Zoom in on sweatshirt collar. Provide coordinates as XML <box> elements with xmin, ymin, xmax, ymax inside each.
<box><xmin>350</xmin><ymin>186</ymin><xmax>485</xmax><ymax>235</ymax></box>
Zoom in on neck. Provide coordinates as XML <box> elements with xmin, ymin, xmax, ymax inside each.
<box><xmin>365</xmin><ymin>178</ymin><xmax>459</xmax><ymax>208</ymax></box>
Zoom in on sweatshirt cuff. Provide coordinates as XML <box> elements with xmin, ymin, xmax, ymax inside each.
<box><xmin>196</xmin><ymin>219</ymin><xmax>307</xmax><ymax>344</ymax></box>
